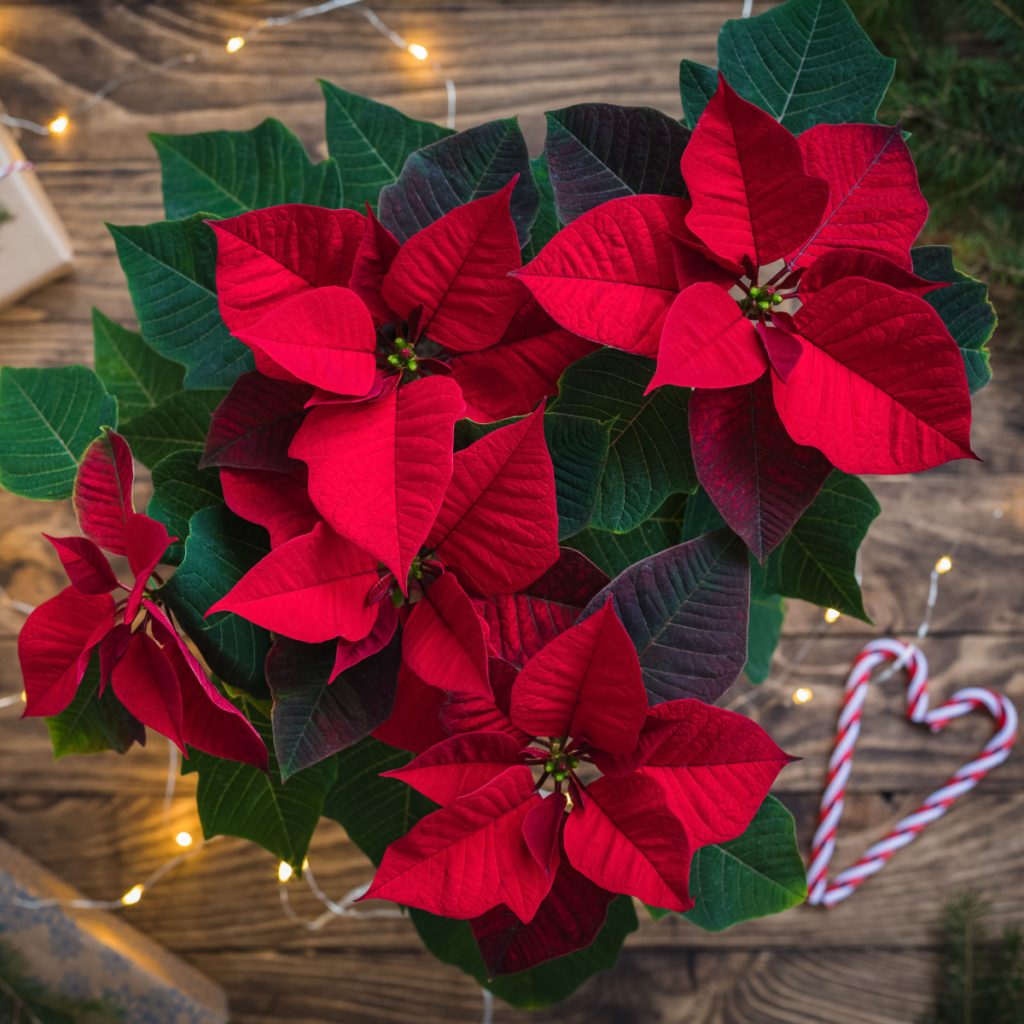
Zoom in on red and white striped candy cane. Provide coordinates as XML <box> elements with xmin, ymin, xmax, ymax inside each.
<box><xmin>807</xmin><ymin>637</ymin><xmax>1018</xmax><ymax>907</ymax></box>
<box><xmin>0</xmin><ymin>160</ymin><xmax>33</xmax><ymax>181</ymax></box>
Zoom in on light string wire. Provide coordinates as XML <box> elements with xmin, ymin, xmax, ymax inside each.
<box><xmin>0</xmin><ymin>0</ymin><xmax>456</xmax><ymax>138</ymax></box>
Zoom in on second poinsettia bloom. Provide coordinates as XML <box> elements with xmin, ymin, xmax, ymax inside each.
<box><xmin>362</xmin><ymin>602</ymin><xmax>792</xmax><ymax>970</ymax></box>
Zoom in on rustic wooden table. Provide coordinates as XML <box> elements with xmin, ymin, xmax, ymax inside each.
<box><xmin>1</xmin><ymin>2</ymin><xmax>1021</xmax><ymax>1022</ymax></box>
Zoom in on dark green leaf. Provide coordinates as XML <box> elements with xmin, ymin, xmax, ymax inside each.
<box><xmin>378</xmin><ymin>118</ymin><xmax>539</xmax><ymax>245</ymax></box>
<box><xmin>160</xmin><ymin>506</ymin><xmax>272</xmax><ymax>697</ymax></box>
<box><xmin>552</xmin><ymin>348</ymin><xmax>696</xmax><ymax>532</ymax></box>
<box><xmin>569</xmin><ymin>495</ymin><xmax>686</xmax><ymax>577</ymax></box>
<box><xmin>184</xmin><ymin>709</ymin><xmax>337</xmax><ymax>869</ymax></box>
<box><xmin>45</xmin><ymin>654</ymin><xmax>140</xmax><ymax>758</ymax></box>
<box><xmin>544</xmin><ymin>104</ymin><xmax>689</xmax><ymax>223</ymax></box>
<box><xmin>912</xmin><ymin>245</ymin><xmax>995</xmax><ymax>392</ymax></box>
<box><xmin>119</xmin><ymin>389</ymin><xmax>224</xmax><ymax>470</ymax></box>
<box><xmin>151</xmin><ymin>118</ymin><xmax>342</xmax><ymax>220</ymax></box>
<box><xmin>679</xmin><ymin>485</ymin><xmax>726</xmax><ymax>542</ymax></box>
<box><xmin>746</xmin><ymin>591</ymin><xmax>785</xmax><ymax>684</ymax></box>
<box><xmin>268</xmin><ymin>635</ymin><xmax>400</xmax><ymax>781</ymax></box>
<box><xmin>679</xmin><ymin>59</ymin><xmax>719</xmax><ymax>128</ymax></box>
<box><xmin>92</xmin><ymin>308</ymin><xmax>184</xmax><ymax>421</ymax></box>
<box><xmin>146</xmin><ymin>450</ymin><xmax>223</xmax><ymax>565</ymax></box>
<box><xmin>759</xmin><ymin>471</ymin><xmax>879</xmax><ymax>621</ymax></box>
<box><xmin>109</xmin><ymin>215</ymin><xmax>253</xmax><ymax>389</ymax></box>
<box><xmin>584</xmin><ymin>529</ymin><xmax>750</xmax><ymax>704</ymax></box>
<box><xmin>521</xmin><ymin>154</ymin><xmax>559</xmax><ymax>262</ymax></box>
<box><xmin>320</xmin><ymin>81</ymin><xmax>452</xmax><ymax>210</ymax></box>
<box><xmin>411</xmin><ymin>898</ymin><xmax>639</xmax><ymax>1009</ymax></box>
<box><xmin>718</xmin><ymin>0</ymin><xmax>895</xmax><ymax>132</ymax></box>
<box><xmin>0</xmin><ymin>366</ymin><xmax>117</xmax><ymax>500</ymax></box>
<box><xmin>545</xmin><ymin>413</ymin><xmax>611</xmax><ymax>540</ymax></box>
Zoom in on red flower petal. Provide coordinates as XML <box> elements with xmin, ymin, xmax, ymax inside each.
<box><xmin>799</xmin><ymin>248</ymin><xmax>946</xmax><ymax>302</ymax></box>
<box><xmin>791</xmin><ymin>124</ymin><xmax>928</xmax><ymax>270</ymax></box>
<box><xmin>510</xmin><ymin>602</ymin><xmax>647</xmax><ymax>754</ymax></box>
<box><xmin>234</xmin><ymin>287</ymin><xmax>378</xmax><ymax>395</ymax></box>
<box><xmin>470</xmin><ymin>862</ymin><xmax>615</xmax><ymax>977</ymax></box>
<box><xmin>670</xmin><ymin>234</ymin><xmax>743</xmax><ymax>289</ymax></box>
<box><xmin>291</xmin><ymin>375</ymin><xmax>465</xmax><ymax>585</ymax></box>
<box><xmin>562</xmin><ymin>773</ymin><xmax>694</xmax><ymax>912</ymax></box>
<box><xmin>207</xmin><ymin>522</ymin><xmax>381</xmax><ymax>643</ymax></box>
<box><xmin>383</xmin><ymin>731</ymin><xmax>524</xmax><ymax>805</ymax></box>
<box><xmin>682</xmin><ymin>77</ymin><xmax>828</xmax><ymax>266</ymax></box>
<box><xmin>220</xmin><ymin>468</ymin><xmax>320</xmax><ymax>549</ymax></box>
<box><xmin>689</xmin><ymin>376</ymin><xmax>832</xmax><ymax>560</ymax></box>
<box><xmin>43</xmin><ymin>534</ymin><xmax>120</xmax><ymax>594</ymax></box>
<box><xmin>212</xmin><ymin>205</ymin><xmax>367</xmax><ymax>335</ymax></box>
<box><xmin>372</xmin><ymin>660</ymin><xmax>448</xmax><ymax>753</ymax></box>
<box><xmin>633</xmin><ymin>700</ymin><xmax>793</xmax><ymax>846</ymax></box>
<box><xmin>382</xmin><ymin>183</ymin><xmax>523</xmax><ymax>353</ymax></box>
<box><xmin>363</xmin><ymin>766</ymin><xmax>553</xmax><ymax>922</ymax></box>
<box><xmin>332</xmin><ymin>601</ymin><xmax>398</xmax><ymax>679</ymax></box>
<box><xmin>74</xmin><ymin>429</ymin><xmax>135</xmax><ymax>556</ymax></box>
<box><xmin>756</xmin><ymin>321</ymin><xmax>804</xmax><ymax>382</ymax></box>
<box><xmin>349</xmin><ymin>209</ymin><xmax>401</xmax><ymax>321</ymax></box>
<box><xmin>775</xmin><ymin>278</ymin><xmax>976</xmax><ymax>473</ymax></box>
<box><xmin>402</xmin><ymin>572</ymin><xmax>492</xmax><ymax>698</ymax></box>
<box><xmin>441</xmin><ymin>659</ymin><xmax>532</xmax><ymax>745</ymax></box>
<box><xmin>19</xmin><ymin>588</ymin><xmax>116</xmax><ymax>717</ymax></box>
<box><xmin>522</xmin><ymin>791</ymin><xmax>567</xmax><ymax>871</ymax></box>
<box><xmin>428</xmin><ymin>405</ymin><xmax>559</xmax><ymax>595</ymax></box>
<box><xmin>110</xmin><ymin>631</ymin><xmax>186</xmax><ymax>751</ymax></box>
<box><xmin>647</xmin><ymin>283</ymin><xmax>766</xmax><ymax>391</ymax></box>
<box><xmin>516</xmin><ymin>195</ymin><xmax>688</xmax><ymax>356</ymax></box>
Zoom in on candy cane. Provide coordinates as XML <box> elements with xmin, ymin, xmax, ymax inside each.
<box><xmin>0</xmin><ymin>160</ymin><xmax>33</xmax><ymax>180</ymax></box>
<box><xmin>807</xmin><ymin>637</ymin><xmax>1018</xmax><ymax>907</ymax></box>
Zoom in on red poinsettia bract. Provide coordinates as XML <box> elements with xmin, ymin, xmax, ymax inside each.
<box><xmin>18</xmin><ymin>430</ymin><xmax>267</xmax><ymax>768</ymax></box>
<box><xmin>362</xmin><ymin>602</ymin><xmax>792</xmax><ymax>974</ymax></box>
<box><xmin>517</xmin><ymin>76</ymin><xmax>974</xmax><ymax>558</ymax></box>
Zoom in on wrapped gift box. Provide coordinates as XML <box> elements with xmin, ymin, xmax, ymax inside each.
<box><xmin>0</xmin><ymin>125</ymin><xmax>74</xmax><ymax>310</ymax></box>
<box><xmin>0</xmin><ymin>837</ymin><xmax>228</xmax><ymax>1024</ymax></box>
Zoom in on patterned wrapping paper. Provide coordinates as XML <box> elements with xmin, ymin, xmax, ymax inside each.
<box><xmin>0</xmin><ymin>837</ymin><xmax>228</xmax><ymax>1024</ymax></box>
<box><xmin>0</xmin><ymin>125</ymin><xmax>73</xmax><ymax>311</ymax></box>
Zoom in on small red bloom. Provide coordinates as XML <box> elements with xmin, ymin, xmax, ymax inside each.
<box><xmin>362</xmin><ymin>602</ymin><xmax>792</xmax><ymax>968</ymax></box>
<box><xmin>18</xmin><ymin>430</ymin><xmax>267</xmax><ymax>769</ymax></box>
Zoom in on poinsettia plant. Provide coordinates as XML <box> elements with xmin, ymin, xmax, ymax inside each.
<box><xmin>0</xmin><ymin>0</ymin><xmax>994</xmax><ymax>1008</ymax></box>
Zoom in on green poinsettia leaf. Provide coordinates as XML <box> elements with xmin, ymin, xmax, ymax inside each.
<box><xmin>320</xmin><ymin>81</ymin><xmax>453</xmax><ymax>211</ymax></box>
<box><xmin>521</xmin><ymin>154</ymin><xmax>559</xmax><ymax>262</ymax></box>
<box><xmin>92</xmin><ymin>308</ymin><xmax>184</xmax><ymax>422</ymax></box>
<box><xmin>45</xmin><ymin>654</ymin><xmax>140</xmax><ymax>758</ymax></box>
<box><xmin>184</xmin><ymin>709</ymin><xmax>337</xmax><ymax>870</ymax></box>
<box><xmin>146</xmin><ymin>450</ymin><xmax>223</xmax><ymax>565</ymax></box>
<box><xmin>759</xmin><ymin>470</ymin><xmax>879</xmax><ymax>621</ymax></box>
<box><xmin>268</xmin><ymin>636</ymin><xmax>400</xmax><ymax>781</ymax></box>
<box><xmin>119</xmin><ymin>389</ymin><xmax>225</xmax><ymax>470</ymax></box>
<box><xmin>109</xmin><ymin>215</ymin><xmax>253</xmax><ymax>390</ymax></box>
<box><xmin>150</xmin><ymin>118</ymin><xmax>342</xmax><ymax>220</ymax></box>
<box><xmin>911</xmin><ymin>245</ymin><xmax>995</xmax><ymax>393</ymax></box>
<box><xmin>569</xmin><ymin>494</ymin><xmax>686</xmax><ymax>577</ymax></box>
<box><xmin>0</xmin><ymin>366</ymin><xmax>117</xmax><ymax>501</ymax></box>
<box><xmin>377</xmin><ymin>118</ymin><xmax>539</xmax><ymax>245</ymax></box>
<box><xmin>650</xmin><ymin>795</ymin><xmax>806</xmax><ymax>930</ymax></box>
<box><xmin>746</xmin><ymin>590</ymin><xmax>786</xmax><ymax>684</ymax></box>
<box><xmin>544</xmin><ymin>103</ymin><xmax>689</xmax><ymax>223</ymax></box>
<box><xmin>552</xmin><ymin>348</ymin><xmax>696</xmax><ymax>533</ymax></box>
<box><xmin>679</xmin><ymin>59</ymin><xmax>719</xmax><ymax>128</ymax></box>
<box><xmin>679</xmin><ymin>485</ymin><xmax>726</xmax><ymax>541</ymax></box>
<box><xmin>160</xmin><ymin>505</ymin><xmax>272</xmax><ymax>698</ymax></box>
<box><xmin>718</xmin><ymin>0</ymin><xmax>895</xmax><ymax>132</ymax></box>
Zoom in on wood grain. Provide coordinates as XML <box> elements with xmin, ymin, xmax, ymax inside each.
<box><xmin>0</xmin><ymin>2</ymin><xmax>1021</xmax><ymax>1022</ymax></box>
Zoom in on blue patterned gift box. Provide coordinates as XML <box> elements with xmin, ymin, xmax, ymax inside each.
<box><xmin>0</xmin><ymin>838</ymin><xmax>227</xmax><ymax>1024</ymax></box>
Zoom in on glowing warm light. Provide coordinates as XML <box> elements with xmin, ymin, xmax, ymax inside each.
<box><xmin>935</xmin><ymin>555</ymin><xmax>953</xmax><ymax>575</ymax></box>
<box><xmin>19</xmin><ymin>691</ymin><xmax>26</xmax><ymax>703</ymax></box>
<box><xmin>48</xmin><ymin>115</ymin><xmax>69</xmax><ymax>135</ymax></box>
<box><xmin>792</xmin><ymin>687</ymin><xmax>815</xmax><ymax>705</ymax></box>
<box><xmin>278</xmin><ymin>861</ymin><xmax>294</xmax><ymax>883</ymax></box>
<box><xmin>175</xmin><ymin>831</ymin><xmax>194</xmax><ymax>848</ymax></box>
<box><xmin>226</xmin><ymin>35</ymin><xmax>246</xmax><ymax>53</ymax></box>
<box><xmin>120</xmin><ymin>884</ymin><xmax>145</xmax><ymax>906</ymax></box>
<box><xmin>407</xmin><ymin>42</ymin><xmax>429</xmax><ymax>61</ymax></box>
<box><xmin>824</xmin><ymin>607</ymin><xmax>841</xmax><ymax>624</ymax></box>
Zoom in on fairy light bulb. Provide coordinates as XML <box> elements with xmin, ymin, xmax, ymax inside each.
<box><xmin>824</xmin><ymin>607</ymin><xmax>841</xmax><ymax>624</ymax></box>
<box><xmin>226</xmin><ymin>35</ymin><xmax>246</xmax><ymax>53</ymax></box>
<box><xmin>792</xmin><ymin>687</ymin><xmax>815</xmax><ymax>705</ymax></box>
<box><xmin>48</xmin><ymin>115</ymin><xmax>69</xmax><ymax>135</ymax></box>
<box><xmin>277</xmin><ymin>861</ymin><xmax>293</xmax><ymax>883</ymax></box>
<box><xmin>174</xmin><ymin>831</ymin><xmax>193</xmax><ymax>848</ymax></box>
<box><xmin>407</xmin><ymin>42</ymin><xmax>429</xmax><ymax>60</ymax></box>
<box><xmin>120</xmin><ymin>884</ymin><xmax>145</xmax><ymax>906</ymax></box>
<box><xmin>935</xmin><ymin>555</ymin><xmax>953</xmax><ymax>575</ymax></box>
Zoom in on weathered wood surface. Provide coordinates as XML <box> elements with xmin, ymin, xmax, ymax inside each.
<box><xmin>1</xmin><ymin>2</ymin><xmax>1021</xmax><ymax>1022</ymax></box>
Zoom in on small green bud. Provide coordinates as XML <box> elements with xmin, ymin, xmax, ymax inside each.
<box><xmin>544</xmin><ymin>759</ymin><xmax>555</xmax><ymax>773</ymax></box>
<box><xmin>407</xmin><ymin>359</ymin><xmax>418</xmax><ymax>372</ymax></box>
<box><xmin>553</xmin><ymin>770</ymin><xmax>567</xmax><ymax>782</ymax></box>
<box><xmin>749</xmin><ymin>286</ymin><xmax>762</xmax><ymax>298</ymax></box>
<box><xmin>386</xmin><ymin>354</ymin><xmax>401</xmax><ymax>367</ymax></box>
<box><xmin>757</xmin><ymin>299</ymin><xmax>771</xmax><ymax>310</ymax></box>
<box><xmin>771</xmin><ymin>292</ymin><xmax>783</xmax><ymax>305</ymax></box>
